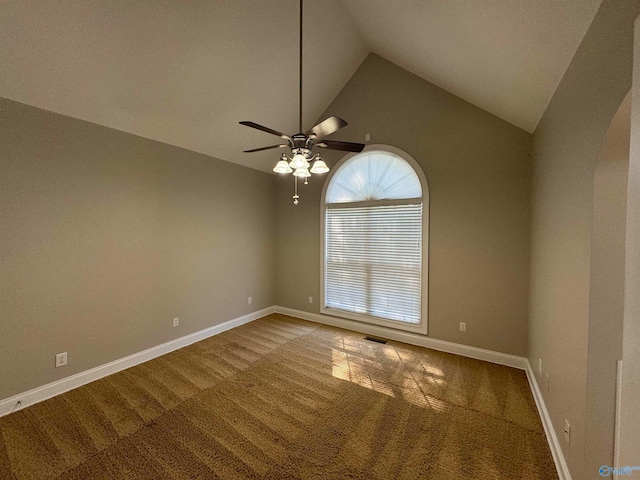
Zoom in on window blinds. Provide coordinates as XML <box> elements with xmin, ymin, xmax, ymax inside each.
<box><xmin>325</xmin><ymin>203</ymin><xmax>422</xmax><ymax>324</ymax></box>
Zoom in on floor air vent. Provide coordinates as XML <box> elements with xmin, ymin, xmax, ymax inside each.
<box><xmin>365</xmin><ymin>336</ymin><xmax>388</xmax><ymax>344</ymax></box>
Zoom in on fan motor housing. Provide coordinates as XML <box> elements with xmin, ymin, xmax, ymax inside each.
<box><xmin>292</xmin><ymin>133</ymin><xmax>311</xmax><ymax>150</ymax></box>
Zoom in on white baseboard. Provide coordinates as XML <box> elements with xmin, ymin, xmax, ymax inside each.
<box><xmin>274</xmin><ymin>306</ymin><xmax>528</xmax><ymax>369</ymax></box>
<box><xmin>0</xmin><ymin>306</ymin><xmax>274</xmax><ymax>418</ymax></box>
<box><xmin>614</xmin><ymin>360</ymin><xmax>623</xmax><ymax>468</ymax></box>
<box><xmin>525</xmin><ymin>361</ymin><xmax>572</xmax><ymax>480</ymax></box>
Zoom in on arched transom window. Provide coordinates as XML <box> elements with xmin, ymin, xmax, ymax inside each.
<box><xmin>321</xmin><ymin>148</ymin><xmax>429</xmax><ymax>333</ymax></box>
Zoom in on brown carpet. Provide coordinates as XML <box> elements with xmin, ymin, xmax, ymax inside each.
<box><xmin>0</xmin><ymin>314</ymin><xmax>558</xmax><ymax>479</ymax></box>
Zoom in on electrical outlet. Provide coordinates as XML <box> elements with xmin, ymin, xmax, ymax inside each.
<box><xmin>55</xmin><ymin>352</ymin><xmax>68</xmax><ymax>368</ymax></box>
<box><xmin>564</xmin><ymin>419</ymin><xmax>571</xmax><ymax>444</ymax></box>
<box><xmin>545</xmin><ymin>373</ymin><xmax>550</xmax><ymax>391</ymax></box>
<box><xmin>248</xmin><ymin>296</ymin><xmax>252</xmax><ymax>305</ymax></box>
<box><xmin>172</xmin><ymin>317</ymin><xmax>179</xmax><ymax>327</ymax></box>
<box><xmin>459</xmin><ymin>322</ymin><xmax>467</xmax><ymax>332</ymax></box>
<box><xmin>308</xmin><ymin>296</ymin><xmax>313</xmax><ymax>304</ymax></box>
<box><xmin>538</xmin><ymin>358</ymin><xmax>542</xmax><ymax>376</ymax></box>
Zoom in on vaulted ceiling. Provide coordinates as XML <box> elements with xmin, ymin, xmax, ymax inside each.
<box><xmin>1</xmin><ymin>0</ymin><xmax>602</xmax><ymax>172</ymax></box>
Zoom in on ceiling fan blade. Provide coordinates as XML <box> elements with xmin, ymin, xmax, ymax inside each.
<box><xmin>239</xmin><ymin>121</ymin><xmax>292</xmax><ymax>141</ymax></box>
<box><xmin>305</xmin><ymin>116</ymin><xmax>348</xmax><ymax>140</ymax></box>
<box><xmin>243</xmin><ymin>144</ymin><xmax>288</xmax><ymax>153</ymax></box>
<box><xmin>316</xmin><ymin>139</ymin><xmax>365</xmax><ymax>153</ymax></box>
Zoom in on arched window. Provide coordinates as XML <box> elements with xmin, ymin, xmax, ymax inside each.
<box><xmin>321</xmin><ymin>146</ymin><xmax>429</xmax><ymax>334</ymax></box>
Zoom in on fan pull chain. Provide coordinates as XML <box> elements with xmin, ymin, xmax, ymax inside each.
<box><xmin>293</xmin><ymin>176</ymin><xmax>299</xmax><ymax>205</ymax></box>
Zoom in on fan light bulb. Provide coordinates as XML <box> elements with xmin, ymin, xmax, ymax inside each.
<box><xmin>293</xmin><ymin>167</ymin><xmax>311</xmax><ymax>178</ymax></box>
<box><xmin>290</xmin><ymin>153</ymin><xmax>309</xmax><ymax>169</ymax></box>
<box><xmin>310</xmin><ymin>159</ymin><xmax>329</xmax><ymax>174</ymax></box>
<box><xmin>273</xmin><ymin>160</ymin><xmax>293</xmax><ymax>174</ymax></box>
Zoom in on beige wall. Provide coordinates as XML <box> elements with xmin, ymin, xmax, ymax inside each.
<box><xmin>528</xmin><ymin>1</ymin><xmax>640</xmax><ymax>478</ymax></box>
<box><xmin>584</xmin><ymin>92</ymin><xmax>630</xmax><ymax>476</ymax></box>
<box><xmin>276</xmin><ymin>54</ymin><xmax>532</xmax><ymax>357</ymax></box>
<box><xmin>619</xmin><ymin>15</ymin><xmax>640</xmax><ymax>466</ymax></box>
<box><xmin>0</xmin><ymin>98</ymin><xmax>276</xmax><ymax>400</ymax></box>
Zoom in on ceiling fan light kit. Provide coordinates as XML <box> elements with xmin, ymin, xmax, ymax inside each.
<box><xmin>293</xmin><ymin>167</ymin><xmax>311</xmax><ymax>178</ymax></box>
<box><xmin>273</xmin><ymin>158</ymin><xmax>293</xmax><ymax>174</ymax></box>
<box><xmin>239</xmin><ymin>0</ymin><xmax>364</xmax><ymax>204</ymax></box>
<box><xmin>289</xmin><ymin>152</ymin><xmax>310</xmax><ymax>169</ymax></box>
<box><xmin>310</xmin><ymin>159</ymin><xmax>329</xmax><ymax>174</ymax></box>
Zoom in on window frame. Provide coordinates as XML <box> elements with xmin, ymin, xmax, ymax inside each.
<box><xmin>320</xmin><ymin>145</ymin><xmax>430</xmax><ymax>335</ymax></box>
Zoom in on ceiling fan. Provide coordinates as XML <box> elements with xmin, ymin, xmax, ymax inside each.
<box><xmin>239</xmin><ymin>0</ymin><xmax>365</xmax><ymax>204</ymax></box>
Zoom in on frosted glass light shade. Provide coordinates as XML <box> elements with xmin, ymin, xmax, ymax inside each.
<box><xmin>310</xmin><ymin>159</ymin><xmax>329</xmax><ymax>174</ymax></box>
<box><xmin>273</xmin><ymin>160</ymin><xmax>293</xmax><ymax>173</ymax></box>
<box><xmin>293</xmin><ymin>167</ymin><xmax>311</xmax><ymax>177</ymax></box>
<box><xmin>290</xmin><ymin>153</ymin><xmax>309</xmax><ymax>169</ymax></box>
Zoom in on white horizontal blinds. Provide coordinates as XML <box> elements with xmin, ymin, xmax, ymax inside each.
<box><xmin>325</xmin><ymin>203</ymin><xmax>422</xmax><ymax>324</ymax></box>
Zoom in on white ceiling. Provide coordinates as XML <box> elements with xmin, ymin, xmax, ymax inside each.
<box><xmin>1</xmin><ymin>0</ymin><xmax>601</xmax><ymax>172</ymax></box>
<box><xmin>341</xmin><ymin>0</ymin><xmax>602</xmax><ymax>133</ymax></box>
